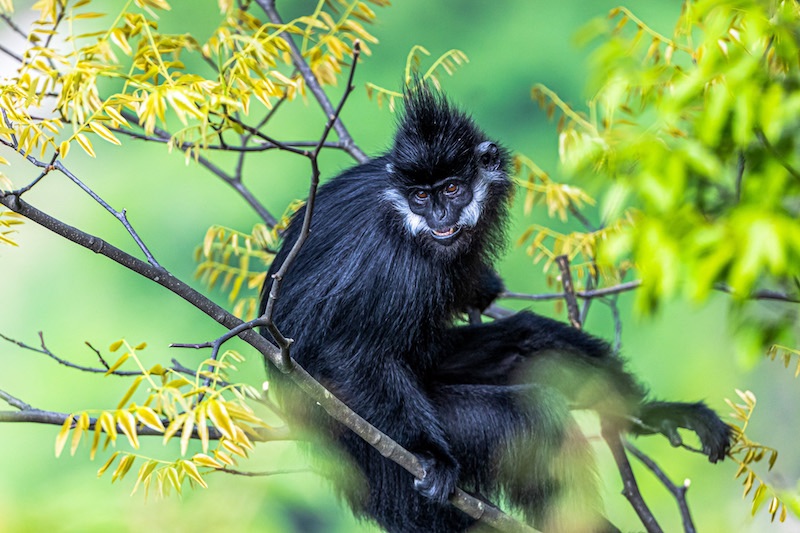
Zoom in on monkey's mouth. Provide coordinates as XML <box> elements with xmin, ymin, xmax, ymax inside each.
<box><xmin>430</xmin><ymin>226</ymin><xmax>461</xmax><ymax>242</ymax></box>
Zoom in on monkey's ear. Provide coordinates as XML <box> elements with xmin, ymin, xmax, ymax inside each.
<box><xmin>476</xmin><ymin>141</ymin><xmax>500</xmax><ymax>171</ymax></box>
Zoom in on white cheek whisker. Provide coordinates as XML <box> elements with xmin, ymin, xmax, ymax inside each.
<box><xmin>381</xmin><ymin>189</ymin><xmax>430</xmax><ymax>236</ymax></box>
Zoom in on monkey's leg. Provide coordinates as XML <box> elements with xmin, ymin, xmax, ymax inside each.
<box><xmin>439</xmin><ymin>311</ymin><xmax>732</xmax><ymax>462</ymax></box>
<box><xmin>431</xmin><ymin>383</ymin><xmax>618</xmax><ymax>533</ymax></box>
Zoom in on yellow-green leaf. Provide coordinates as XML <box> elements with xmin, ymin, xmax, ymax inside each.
<box><xmin>192</xmin><ymin>453</ymin><xmax>223</xmax><ymax>469</ymax></box>
<box><xmin>116</xmin><ymin>410</ymin><xmax>140</xmax><ymax>449</ymax></box>
<box><xmin>98</xmin><ymin>410</ymin><xmax>118</xmax><ymax>441</ymax></box>
<box><xmin>71</xmin><ymin>412</ymin><xmax>90</xmax><ymax>456</ymax></box>
<box><xmin>131</xmin><ymin>460</ymin><xmax>159</xmax><ymax>495</ymax></box>
<box><xmin>109</xmin><ymin>339</ymin><xmax>124</xmax><ymax>352</ymax></box>
<box><xmin>75</xmin><ymin>133</ymin><xmax>96</xmax><ymax>158</ymax></box>
<box><xmin>180</xmin><ymin>459</ymin><xmax>208</xmax><ymax>488</ymax></box>
<box><xmin>55</xmin><ymin>414</ymin><xmax>74</xmax><ymax>457</ymax></box>
<box><xmin>165</xmin><ymin>466</ymin><xmax>182</xmax><ymax>494</ymax></box>
<box><xmin>117</xmin><ymin>375</ymin><xmax>144</xmax><ymax>410</ymax></box>
<box><xmin>111</xmin><ymin>454</ymin><xmax>136</xmax><ymax>482</ymax></box>
<box><xmin>180</xmin><ymin>410</ymin><xmax>195</xmax><ymax>456</ymax></box>
<box><xmin>135</xmin><ymin>406</ymin><xmax>165</xmax><ymax>432</ymax></box>
<box><xmin>105</xmin><ymin>352</ymin><xmax>129</xmax><ymax>375</ymax></box>
<box><xmin>206</xmin><ymin>399</ymin><xmax>235</xmax><ymax>440</ymax></box>
<box><xmin>97</xmin><ymin>451</ymin><xmax>120</xmax><ymax>477</ymax></box>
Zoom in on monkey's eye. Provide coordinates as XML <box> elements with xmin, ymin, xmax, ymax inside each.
<box><xmin>414</xmin><ymin>190</ymin><xmax>429</xmax><ymax>200</ymax></box>
<box><xmin>444</xmin><ymin>183</ymin><xmax>459</xmax><ymax>194</ymax></box>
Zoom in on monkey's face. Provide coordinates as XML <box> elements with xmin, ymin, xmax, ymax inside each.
<box><xmin>383</xmin><ymin>141</ymin><xmax>508</xmax><ymax>254</ymax></box>
<box><xmin>406</xmin><ymin>178</ymin><xmax>473</xmax><ymax>247</ymax></box>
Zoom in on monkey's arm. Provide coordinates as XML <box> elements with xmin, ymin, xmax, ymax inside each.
<box><xmin>470</xmin><ymin>266</ymin><xmax>505</xmax><ymax>312</ymax></box>
<box><xmin>436</xmin><ymin>311</ymin><xmax>732</xmax><ymax>462</ymax></box>
<box><xmin>335</xmin><ymin>357</ymin><xmax>460</xmax><ymax>504</ymax></box>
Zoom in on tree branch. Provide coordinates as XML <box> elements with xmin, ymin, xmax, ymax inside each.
<box><xmin>0</xmin><ymin>389</ymin><xmax>292</xmax><ymax>441</ymax></box>
<box><xmin>555</xmin><ymin>255</ymin><xmax>582</xmax><ymax>328</ymax></box>
<box><xmin>117</xmin><ymin>109</ymin><xmax>278</xmax><ymax>227</ymax></box>
<box><xmin>625</xmin><ymin>441</ymin><xmax>695</xmax><ymax>533</ymax></box>
<box><xmin>602</xmin><ymin>425</ymin><xmax>663</xmax><ymax>533</ymax></box>
<box><xmin>261</xmin><ymin>40</ymin><xmax>363</xmax><ymax>370</ymax></box>
<box><xmin>500</xmin><ymin>280</ymin><xmax>643</xmax><ymax>302</ymax></box>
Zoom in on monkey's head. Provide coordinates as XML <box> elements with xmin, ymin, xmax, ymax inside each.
<box><xmin>381</xmin><ymin>85</ymin><xmax>512</xmax><ymax>257</ymax></box>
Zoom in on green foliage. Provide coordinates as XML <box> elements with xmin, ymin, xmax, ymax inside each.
<box><xmin>515</xmin><ymin>153</ymin><xmax>635</xmax><ymax>285</ymax></box>
<box><xmin>528</xmin><ymin>1</ymin><xmax>800</xmax><ymax>314</ymax></box>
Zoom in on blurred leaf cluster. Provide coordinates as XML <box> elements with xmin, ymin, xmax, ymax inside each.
<box><xmin>525</xmin><ymin>0</ymin><xmax>800</xmax><ymax>352</ymax></box>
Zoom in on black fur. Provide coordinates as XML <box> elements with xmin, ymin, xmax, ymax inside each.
<box><xmin>259</xmin><ymin>87</ymin><xmax>732</xmax><ymax>532</ymax></box>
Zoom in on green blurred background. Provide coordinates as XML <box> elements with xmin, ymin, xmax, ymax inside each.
<box><xmin>0</xmin><ymin>1</ymin><xmax>798</xmax><ymax>531</ymax></box>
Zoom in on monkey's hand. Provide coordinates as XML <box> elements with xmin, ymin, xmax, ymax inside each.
<box><xmin>413</xmin><ymin>451</ymin><xmax>460</xmax><ymax>505</ymax></box>
<box><xmin>637</xmin><ymin>401</ymin><xmax>734</xmax><ymax>463</ymax></box>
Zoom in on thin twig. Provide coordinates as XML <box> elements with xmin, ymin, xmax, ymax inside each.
<box><xmin>501</xmin><ymin>280</ymin><xmax>643</xmax><ymax>302</ymax></box>
<box><xmin>0</xmin><ymin>332</ymin><xmax>143</xmax><ymax>376</ymax></box>
<box><xmin>117</xmin><ymin>109</ymin><xmax>278</xmax><ymax>227</ymax></box>
<box><xmin>755</xmin><ymin>128</ymin><xmax>800</xmax><ymax>181</ymax></box>
<box><xmin>0</xmin><ymin>13</ymin><xmax>27</xmax><ymax>40</ymax></box>
<box><xmin>735</xmin><ymin>151</ymin><xmax>745</xmax><ymax>203</ymax></box>
<box><xmin>112</xmin><ymin>128</ymin><xmax>349</xmax><ymax>153</ymax></box>
<box><xmin>604</xmin><ymin>295</ymin><xmax>624</xmax><ymax>355</ymax></box>
<box><xmin>0</xmin><ymin>389</ymin><xmax>33</xmax><ymax>410</ymax></box>
<box><xmin>714</xmin><ymin>283</ymin><xmax>800</xmax><ymax>303</ymax></box>
<box><xmin>52</xmin><ymin>160</ymin><xmax>161</xmax><ymax>267</ymax></box>
<box><xmin>0</xmin><ymin>42</ymin><xmax>23</xmax><ymax>63</ymax></box>
<box><xmin>13</xmin><ymin>151</ymin><xmax>60</xmax><ymax>195</ymax></box>
<box><xmin>261</xmin><ymin>41</ymin><xmax>363</xmax><ymax>371</ymax></box>
<box><xmin>217</xmin><ymin>467</ymin><xmax>318</xmax><ymax>477</ymax></box>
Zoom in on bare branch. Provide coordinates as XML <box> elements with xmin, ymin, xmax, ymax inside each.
<box><xmin>0</xmin><ymin>42</ymin><xmax>23</xmax><ymax>63</ymax></box>
<box><xmin>555</xmin><ymin>255</ymin><xmax>582</xmax><ymax>328</ymax></box>
<box><xmin>112</xmin><ymin>128</ymin><xmax>349</xmax><ymax>154</ymax></box>
<box><xmin>117</xmin><ymin>109</ymin><xmax>278</xmax><ymax>227</ymax></box>
<box><xmin>216</xmin><ymin>467</ymin><xmax>319</xmax><ymax>477</ymax></box>
<box><xmin>0</xmin><ymin>13</ymin><xmax>27</xmax><ymax>40</ymax></box>
<box><xmin>501</xmin><ymin>280</ymin><xmax>643</xmax><ymax>302</ymax></box>
<box><xmin>0</xmin><ymin>332</ymin><xmax>143</xmax><ymax>376</ymax></box>
<box><xmin>602</xmin><ymin>425</ymin><xmax>663</xmax><ymax>533</ymax></box>
<box><xmin>625</xmin><ymin>441</ymin><xmax>695</xmax><ymax>533</ymax></box>
<box><xmin>714</xmin><ymin>283</ymin><xmax>800</xmax><ymax>304</ymax></box>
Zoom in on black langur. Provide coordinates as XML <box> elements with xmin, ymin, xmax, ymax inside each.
<box><xmin>259</xmin><ymin>86</ymin><xmax>732</xmax><ymax>533</ymax></box>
